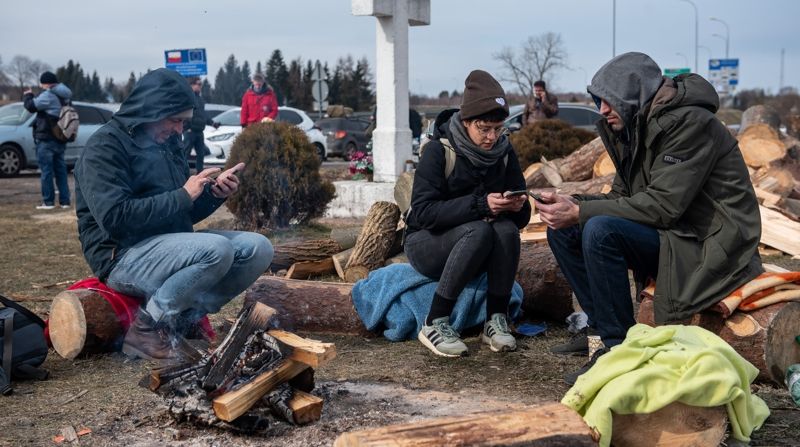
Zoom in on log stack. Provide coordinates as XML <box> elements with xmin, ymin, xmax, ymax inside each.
<box><xmin>149</xmin><ymin>302</ymin><xmax>335</xmax><ymax>427</ymax></box>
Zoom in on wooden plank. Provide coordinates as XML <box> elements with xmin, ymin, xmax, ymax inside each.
<box><xmin>286</xmin><ymin>258</ymin><xmax>336</xmax><ymax>280</ymax></box>
<box><xmin>289</xmin><ymin>389</ymin><xmax>324</xmax><ymax>425</ymax></box>
<box><xmin>520</xmin><ymin>231</ymin><xmax>547</xmax><ymax>243</ymax></box>
<box><xmin>268</xmin><ymin>329</ymin><xmax>337</xmax><ymax>369</ymax></box>
<box><xmin>213</xmin><ymin>359</ymin><xmax>309</xmax><ymax>422</ymax></box>
<box><xmin>759</xmin><ymin>205</ymin><xmax>800</xmax><ymax>256</ymax></box>
<box><xmin>333</xmin><ymin>403</ymin><xmax>596</xmax><ymax>447</ymax></box>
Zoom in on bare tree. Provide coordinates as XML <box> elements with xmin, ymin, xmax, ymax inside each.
<box><xmin>7</xmin><ymin>55</ymin><xmax>51</xmax><ymax>97</ymax></box>
<box><xmin>494</xmin><ymin>32</ymin><xmax>568</xmax><ymax>99</ymax></box>
<box><xmin>0</xmin><ymin>56</ymin><xmax>10</xmax><ymax>86</ymax></box>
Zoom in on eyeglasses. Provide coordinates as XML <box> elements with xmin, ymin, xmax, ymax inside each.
<box><xmin>472</xmin><ymin>122</ymin><xmax>508</xmax><ymax>139</ymax></box>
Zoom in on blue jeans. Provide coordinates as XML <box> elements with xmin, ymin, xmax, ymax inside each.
<box><xmin>106</xmin><ymin>230</ymin><xmax>273</xmax><ymax>324</ymax></box>
<box><xmin>547</xmin><ymin>216</ymin><xmax>660</xmax><ymax>347</ymax></box>
<box><xmin>36</xmin><ymin>139</ymin><xmax>70</xmax><ymax>205</ymax></box>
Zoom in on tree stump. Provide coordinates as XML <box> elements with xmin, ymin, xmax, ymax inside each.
<box><xmin>244</xmin><ymin>276</ymin><xmax>372</xmax><ymax>336</ymax></box>
<box><xmin>49</xmin><ymin>289</ymin><xmax>126</xmax><ymax>359</ymax></box>
<box><xmin>270</xmin><ymin>238</ymin><xmax>343</xmax><ymax>272</ymax></box>
<box><xmin>344</xmin><ymin>201</ymin><xmax>400</xmax><ymax>283</ymax></box>
<box><xmin>637</xmin><ymin>297</ymin><xmax>800</xmax><ymax>384</ymax></box>
<box><xmin>516</xmin><ymin>241</ymin><xmax>574</xmax><ymax>322</ymax></box>
<box><xmin>612</xmin><ymin>402</ymin><xmax>727</xmax><ymax>447</ymax></box>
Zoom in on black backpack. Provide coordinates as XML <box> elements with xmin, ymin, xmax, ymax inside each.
<box><xmin>0</xmin><ymin>294</ymin><xmax>49</xmax><ymax>395</ymax></box>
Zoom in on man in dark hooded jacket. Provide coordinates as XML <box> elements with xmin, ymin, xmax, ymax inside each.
<box><xmin>537</xmin><ymin>52</ymin><xmax>762</xmax><ymax>384</ymax></box>
<box><xmin>74</xmin><ymin>68</ymin><xmax>274</xmax><ymax>361</ymax></box>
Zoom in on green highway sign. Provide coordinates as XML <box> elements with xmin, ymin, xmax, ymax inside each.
<box><xmin>664</xmin><ymin>67</ymin><xmax>691</xmax><ymax>78</ymax></box>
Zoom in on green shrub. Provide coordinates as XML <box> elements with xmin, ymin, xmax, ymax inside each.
<box><xmin>510</xmin><ymin>119</ymin><xmax>596</xmax><ymax>167</ymax></box>
<box><xmin>225</xmin><ymin>121</ymin><xmax>336</xmax><ymax>230</ymax></box>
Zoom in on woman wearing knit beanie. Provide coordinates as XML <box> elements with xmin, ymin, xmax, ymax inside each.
<box><xmin>404</xmin><ymin>70</ymin><xmax>531</xmax><ymax>357</ymax></box>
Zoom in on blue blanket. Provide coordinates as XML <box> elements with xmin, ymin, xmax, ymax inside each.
<box><xmin>351</xmin><ymin>263</ymin><xmax>523</xmax><ymax>341</ymax></box>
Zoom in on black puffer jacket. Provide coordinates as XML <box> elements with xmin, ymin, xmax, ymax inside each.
<box><xmin>74</xmin><ymin>68</ymin><xmax>225</xmax><ymax>280</ymax></box>
<box><xmin>405</xmin><ymin>109</ymin><xmax>531</xmax><ymax>236</ymax></box>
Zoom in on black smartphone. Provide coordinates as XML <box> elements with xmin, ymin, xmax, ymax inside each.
<box><xmin>503</xmin><ymin>190</ymin><xmax>545</xmax><ymax>203</ymax></box>
<box><xmin>528</xmin><ymin>192</ymin><xmax>545</xmax><ymax>203</ymax></box>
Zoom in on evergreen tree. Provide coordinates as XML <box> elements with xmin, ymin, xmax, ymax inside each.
<box><xmin>201</xmin><ymin>79</ymin><xmax>212</xmax><ymax>101</ymax></box>
<box><xmin>353</xmin><ymin>57</ymin><xmax>374</xmax><ymax>111</ymax></box>
<box><xmin>265</xmin><ymin>50</ymin><xmax>289</xmax><ymax>105</ymax></box>
<box><xmin>213</xmin><ymin>54</ymin><xmax>243</xmax><ymax>105</ymax></box>
<box><xmin>83</xmin><ymin>71</ymin><xmax>106</xmax><ymax>102</ymax></box>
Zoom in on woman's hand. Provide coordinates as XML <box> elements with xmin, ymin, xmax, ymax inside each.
<box><xmin>487</xmin><ymin>192</ymin><xmax>527</xmax><ymax>215</ymax></box>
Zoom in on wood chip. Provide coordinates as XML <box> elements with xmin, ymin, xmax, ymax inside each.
<box><xmin>52</xmin><ymin>435</ymin><xmax>65</xmax><ymax>444</ymax></box>
<box><xmin>61</xmin><ymin>426</ymin><xmax>78</xmax><ymax>443</ymax></box>
<box><xmin>76</xmin><ymin>428</ymin><xmax>92</xmax><ymax>437</ymax></box>
<box><xmin>60</xmin><ymin>389</ymin><xmax>88</xmax><ymax>406</ymax></box>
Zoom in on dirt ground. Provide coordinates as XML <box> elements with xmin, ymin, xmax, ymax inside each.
<box><xmin>0</xmin><ymin>173</ymin><xmax>798</xmax><ymax>446</ymax></box>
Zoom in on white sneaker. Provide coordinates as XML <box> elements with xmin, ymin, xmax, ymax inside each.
<box><xmin>60</xmin><ymin>204</ymin><xmax>71</xmax><ymax>209</ymax></box>
<box><xmin>482</xmin><ymin>313</ymin><xmax>517</xmax><ymax>352</ymax></box>
<box><xmin>36</xmin><ymin>204</ymin><xmax>55</xmax><ymax>210</ymax></box>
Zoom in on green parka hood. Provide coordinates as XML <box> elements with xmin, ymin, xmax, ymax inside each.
<box><xmin>113</xmin><ymin>68</ymin><xmax>195</xmax><ymax>131</ymax></box>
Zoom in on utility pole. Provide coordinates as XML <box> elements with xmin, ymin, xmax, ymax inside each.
<box><xmin>780</xmin><ymin>48</ymin><xmax>785</xmax><ymax>93</ymax></box>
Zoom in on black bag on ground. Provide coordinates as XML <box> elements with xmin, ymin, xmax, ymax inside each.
<box><xmin>0</xmin><ymin>294</ymin><xmax>49</xmax><ymax>394</ymax></box>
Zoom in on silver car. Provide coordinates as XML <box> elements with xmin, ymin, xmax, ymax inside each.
<box><xmin>0</xmin><ymin>101</ymin><xmax>118</xmax><ymax>177</ymax></box>
<box><xmin>504</xmin><ymin>102</ymin><xmax>603</xmax><ymax>133</ymax></box>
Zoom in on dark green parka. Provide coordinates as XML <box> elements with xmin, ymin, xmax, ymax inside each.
<box><xmin>579</xmin><ymin>52</ymin><xmax>762</xmax><ymax>323</ymax></box>
<box><xmin>75</xmin><ymin>68</ymin><xmax>224</xmax><ymax>280</ymax></box>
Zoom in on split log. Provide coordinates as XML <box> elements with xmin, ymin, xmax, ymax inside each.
<box><xmin>760</xmin><ymin>205</ymin><xmax>800</xmax><ymax>256</ymax></box>
<box><xmin>740</xmin><ymin>105</ymin><xmax>781</xmax><ymax>134</ymax></box>
<box><xmin>270</xmin><ymin>239</ymin><xmax>343</xmax><ymax>272</ymax></box>
<box><xmin>267</xmin><ymin>329</ymin><xmax>337</xmax><ymax>369</ymax></box>
<box><xmin>393</xmin><ymin>171</ymin><xmax>415</xmax><ymax>214</ymax></box>
<box><xmin>526</xmin><ymin>137</ymin><xmax>605</xmax><ymax>188</ymax></box>
<box><xmin>333</xmin><ymin>403</ymin><xmax>597</xmax><ymax>447</ymax></box>
<box><xmin>245</xmin><ymin>276</ymin><xmax>371</xmax><ymax>336</ymax></box>
<box><xmin>593</xmin><ymin>151</ymin><xmax>615</xmax><ymax>178</ymax></box>
<box><xmin>289</xmin><ymin>390</ymin><xmax>324</xmax><ymax>425</ymax></box>
<box><xmin>330</xmin><ymin>227</ymin><xmax>364</xmax><ymax>251</ymax></box>
<box><xmin>751</xmin><ymin>164</ymin><xmax>796</xmax><ymax>197</ymax></box>
<box><xmin>522</xmin><ymin>162</ymin><xmax>542</xmax><ymax>185</ymax></box>
<box><xmin>738</xmin><ymin>124</ymin><xmax>787</xmax><ymax>168</ymax></box>
<box><xmin>49</xmin><ymin>289</ymin><xmax>126</xmax><ymax>359</ymax></box>
<box><xmin>286</xmin><ymin>258</ymin><xmax>336</xmax><ymax>280</ymax></box>
<box><xmin>332</xmin><ymin>248</ymin><xmax>353</xmax><ymax>280</ymax></box>
<box><xmin>637</xmin><ymin>297</ymin><xmax>800</xmax><ymax>384</ymax></box>
<box><xmin>516</xmin><ymin>242</ymin><xmax>574</xmax><ymax>322</ymax></box>
<box><xmin>344</xmin><ymin>201</ymin><xmax>400</xmax><ymax>282</ymax></box>
<box><xmin>612</xmin><ymin>402</ymin><xmax>727</xmax><ymax>447</ymax></box>
<box><xmin>557</xmin><ymin>174</ymin><xmax>615</xmax><ymax>196</ymax></box>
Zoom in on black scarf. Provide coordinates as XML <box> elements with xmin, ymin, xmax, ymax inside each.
<box><xmin>447</xmin><ymin>111</ymin><xmax>511</xmax><ymax>169</ymax></box>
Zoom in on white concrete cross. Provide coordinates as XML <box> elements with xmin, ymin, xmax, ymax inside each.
<box><xmin>352</xmin><ymin>0</ymin><xmax>430</xmax><ymax>182</ymax></box>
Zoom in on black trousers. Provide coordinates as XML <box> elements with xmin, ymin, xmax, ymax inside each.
<box><xmin>404</xmin><ymin>219</ymin><xmax>521</xmax><ymax>302</ymax></box>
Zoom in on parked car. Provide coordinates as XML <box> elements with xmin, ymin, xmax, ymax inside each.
<box><xmin>204</xmin><ymin>103</ymin><xmax>235</xmax><ymax>120</ymax></box>
<box><xmin>504</xmin><ymin>103</ymin><xmax>603</xmax><ymax>133</ymax></box>
<box><xmin>315</xmin><ymin>117</ymin><xmax>371</xmax><ymax>160</ymax></box>
<box><xmin>0</xmin><ymin>101</ymin><xmax>118</xmax><ymax>177</ymax></box>
<box><xmin>203</xmin><ymin>106</ymin><xmax>328</xmax><ymax>166</ymax></box>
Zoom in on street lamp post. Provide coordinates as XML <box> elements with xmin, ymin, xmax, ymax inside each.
<box><xmin>709</xmin><ymin>17</ymin><xmax>730</xmax><ymax>58</ymax></box>
<box><xmin>712</xmin><ymin>34</ymin><xmax>727</xmax><ymax>57</ymax></box>
<box><xmin>679</xmin><ymin>0</ymin><xmax>698</xmax><ymax>73</ymax></box>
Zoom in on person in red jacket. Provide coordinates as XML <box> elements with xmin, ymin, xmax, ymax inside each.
<box><xmin>240</xmin><ymin>73</ymin><xmax>278</xmax><ymax>126</ymax></box>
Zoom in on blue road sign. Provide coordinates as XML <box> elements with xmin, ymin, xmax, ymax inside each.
<box><xmin>165</xmin><ymin>48</ymin><xmax>207</xmax><ymax>76</ymax></box>
<box><xmin>708</xmin><ymin>58</ymin><xmax>739</xmax><ymax>93</ymax></box>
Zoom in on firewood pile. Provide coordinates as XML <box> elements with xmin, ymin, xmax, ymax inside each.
<box><xmin>145</xmin><ymin>302</ymin><xmax>335</xmax><ymax>431</ymax></box>
<box><xmin>521</xmin><ymin>105</ymin><xmax>800</xmax><ymax>258</ymax></box>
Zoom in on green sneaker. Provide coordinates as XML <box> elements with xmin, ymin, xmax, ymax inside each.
<box><xmin>418</xmin><ymin>317</ymin><xmax>468</xmax><ymax>357</ymax></box>
<box><xmin>482</xmin><ymin>313</ymin><xmax>517</xmax><ymax>352</ymax></box>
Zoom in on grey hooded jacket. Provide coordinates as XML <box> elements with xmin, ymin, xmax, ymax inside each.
<box><xmin>74</xmin><ymin>68</ymin><xmax>225</xmax><ymax>280</ymax></box>
<box><xmin>22</xmin><ymin>83</ymin><xmax>72</xmax><ymax>142</ymax></box>
<box><xmin>578</xmin><ymin>52</ymin><xmax>762</xmax><ymax>323</ymax></box>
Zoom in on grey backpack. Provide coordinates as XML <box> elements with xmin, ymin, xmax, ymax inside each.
<box><xmin>0</xmin><ymin>294</ymin><xmax>49</xmax><ymax>395</ymax></box>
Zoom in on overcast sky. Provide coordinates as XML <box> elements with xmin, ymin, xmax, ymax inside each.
<box><xmin>2</xmin><ymin>0</ymin><xmax>797</xmax><ymax>97</ymax></box>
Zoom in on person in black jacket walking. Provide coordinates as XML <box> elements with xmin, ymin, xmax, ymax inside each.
<box><xmin>404</xmin><ymin>70</ymin><xmax>531</xmax><ymax>357</ymax></box>
<box><xmin>183</xmin><ymin>77</ymin><xmax>218</xmax><ymax>172</ymax></box>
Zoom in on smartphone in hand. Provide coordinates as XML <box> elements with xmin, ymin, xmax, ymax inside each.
<box><xmin>503</xmin><ymin>190</ymin><xmax>545</xmax><ymax>203</ymax></box>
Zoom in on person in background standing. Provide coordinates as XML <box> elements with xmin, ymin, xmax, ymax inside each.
<box><xmin>240</xmin><ymin>73</ymin><xmax>278</xmax><ymax>127</ymax></box>
<box><xmin>183</xmin><ymin>76</ymin><xmax>218</xmax><ymax>172</ymax></box>
<box><xmin>23</xmin><ymin>71</ymin><xmax>73</xmax><ymax>210</ymax></box>
<box><xmin>521</xmin><ymin>80</ymin><xmax>558</xmax><ymax>127</ymax></box>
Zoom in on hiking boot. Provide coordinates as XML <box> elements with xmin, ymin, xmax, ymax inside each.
<box><xmin>122</xmin><ymin>309</ymin><xmax>187</xmax><ymax>361</ymax></box>
<box><xmin>550</xmin><ymin>327</ymin><xmax>589</xmax><ymax>356</ymax></box>
<box><xmin>418</xmin><ymin>317</ymin><xmax>468</xmax><ymax>357</ymax></box>
<box><xmin>482</xmin><ymin>313</ymin><xmax>517</xmax><ymax>352</ymax></box>
<box><xmin>564</xmin><ymin>347</ymin><xmax>609</xmax><ymax>386</ymax></box>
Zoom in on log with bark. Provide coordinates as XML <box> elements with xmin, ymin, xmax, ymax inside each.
<box><xmin>333</xmin><ymin>403</ymin><xmax>597</xmax><ymax>447</ymax></box>
<box><xmin>329</xmin><ymin>227</ymin><xmax>364</xmax><ymax>251</ymax></box>
<box><xmin>48</xmin><ymin>288</ymin><xmax>127</xmax><ymax>359</ymax></box>
<box><xmin>525</xmin><ymin>137</ymin><xmax>605</xmax><ymax>188</ymax></box>
<box><xmin>270</xmin><ymin>239</ymin><xmax>343</xmax><ymax>272</ymax></box>
<box><xmin>344</xmin><ymin>201</ymin><xmax>400</xmax><ymax>282</ymax></box>
<box><xmin>611</xmin><ymin>402</ymin><xmax>727</xmax><ymax>447</ymax></box>
<box><xmin>637</xmin><ymin>297</ymin><xmax>800</xmax><ymax>384</ymax></box>
<box><xmin>740</xmin><ymin>105</ymin><xmax>781</xmax><ymax>134</ymax></box>
<box><xmin>592</xmin><ymin>150</ymin><xmax>615</xmax><ymax>178</ymax></box>
<box><xmin>286</xmin><ymin>258</ymin><xmax>336</xmax><ymax>280</ymax></box>
<box><xmin>516</xmin><ymin>241</ymin><xmax>574</xmax><ymax>322</ymax></box>
<box><xmin>557</xmin><ymin>174</ymin><xmax>615</xmax><ymax>196</ymax></box>
<box><xmin>245</xmin><ymin>276</ymin><xmax>370</xmax><ymax>336</ymax></box>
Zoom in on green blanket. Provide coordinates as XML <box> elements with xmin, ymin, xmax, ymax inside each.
<box><xmin>562</xmin><ymin>324</ymin><xmax>770</xmax><ymax>446</ymax></box>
